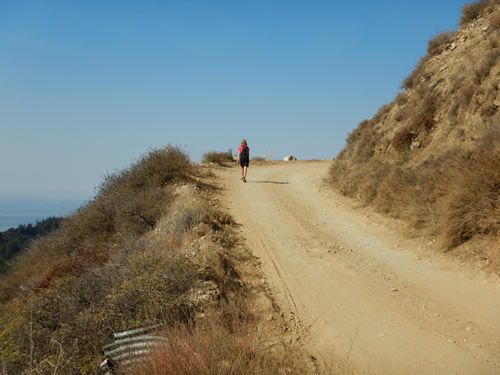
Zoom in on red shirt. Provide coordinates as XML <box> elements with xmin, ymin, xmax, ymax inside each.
<box><xmin>238</xmin><ymin>146</ymin><xmax>250</xmax><ymax>154</ymax></box>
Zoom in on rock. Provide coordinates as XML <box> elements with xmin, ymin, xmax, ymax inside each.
<box><xmin>283</xmin><ymin>155</ymin><xmax>297</xmax><ymax>161</ymax></box>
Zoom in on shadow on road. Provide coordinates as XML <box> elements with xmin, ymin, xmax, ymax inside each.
<box><xmin>247</xmin><ymin>180</ymin><xmax>290</xmax><ymax>185</ymax></box>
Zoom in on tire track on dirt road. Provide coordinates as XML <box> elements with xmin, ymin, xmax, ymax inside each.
<box><xmin>217</xmin><ymin>161</ymin><xmax>500</xmax><ymax>375</ymax></box>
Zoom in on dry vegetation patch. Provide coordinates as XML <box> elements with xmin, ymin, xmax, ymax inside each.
<box><xmin>0</xmin><ymin>146</ymin><xmax>316</xmax><ymax>374</ymax></box>
<box><xmin>202</xmin><ymin>150</ymin><xmax>234</xmax><ymax>165</ymax></box>
<box><xmin>329</xmin><ymin>147</ymin><xmax>500</xmax><ymax>269</ymax></box>
<box><xmin>329</xmin><ymin>0</ymin><xmax>500</xmax><ymax>271</ymax></box>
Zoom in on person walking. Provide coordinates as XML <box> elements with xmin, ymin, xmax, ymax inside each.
<box><xmin>237</xmin><ymin>139</ymin><xmax>250</xmax><ymax>182</ymax></box>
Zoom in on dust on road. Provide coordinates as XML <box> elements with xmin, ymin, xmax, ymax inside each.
<box><xmin>217</xmin><ymin>160</ymin><xmax>500</xmax><ymax>375</ymax></box>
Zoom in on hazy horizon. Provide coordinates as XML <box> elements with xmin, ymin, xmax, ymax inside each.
<box><xmin>0</xmin><ymin>197</ymin><xmax>83</xmax><ymax>231</ymax></box>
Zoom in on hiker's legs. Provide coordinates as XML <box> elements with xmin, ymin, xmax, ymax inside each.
<box><xmin>243</xmin><ymin>166</ymin><xmax>248</xmax><ymax>178</ymax></box>
<box><xmin>241</xmin><ymin>167</ymin><xmax>245</xmax><ymax>177</ymax></box>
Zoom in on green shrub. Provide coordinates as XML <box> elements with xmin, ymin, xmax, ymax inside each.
<box><xmin>99</xmin><ymin>146</ymin><xmax>193</xmax><ymax>195</ymax></box>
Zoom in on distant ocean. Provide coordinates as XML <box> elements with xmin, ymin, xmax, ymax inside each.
<box><xmin>0</xmin><ymin>198</ymin><xmax>85</xmax><ymax>232</ymax></box>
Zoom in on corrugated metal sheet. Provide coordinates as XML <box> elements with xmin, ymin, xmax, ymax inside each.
<box><xmin>99</xmin><ymin>324</ymin><xmax>167</xmax><ymax>374</ymax></box>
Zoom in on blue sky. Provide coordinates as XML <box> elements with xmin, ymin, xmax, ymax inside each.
<box><xmin>1</xmin><ymin>0</ymin><xmax>469</xmax><ymax>201</ymax></box>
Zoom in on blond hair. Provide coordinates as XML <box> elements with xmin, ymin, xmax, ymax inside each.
<box><xmin>241</xmin><ymin>139</ymin><xmax>248</xmax><ymax>146</ymax></box>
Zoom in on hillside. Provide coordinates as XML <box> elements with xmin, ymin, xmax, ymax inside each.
<box><xmin>0</xmin><ymin>147</ymin><xmax>315</xmax><ymax>374</ymax></box>
<box><xmin>330</xmin><ymin>0</ymin><xmax>500</xmax><ymax>269</ymax></box>
<box><xmin>0</xmin><ymin>217</ymin><xmax>63</xmax><ymax>274</ymax></box>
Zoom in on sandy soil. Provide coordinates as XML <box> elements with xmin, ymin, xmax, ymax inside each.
<box><xmin>216</xmin><ymin>160</ymin><xmax>500</xmax><ymax>375</ymax></box>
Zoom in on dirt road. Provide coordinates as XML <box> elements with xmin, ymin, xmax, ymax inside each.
<box><xmin>218</xmin><ymin>161</ymin><xmax>500</xmax><ymax>374</ymax></box>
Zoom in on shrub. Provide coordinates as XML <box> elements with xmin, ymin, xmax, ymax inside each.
<box><xmin>481</xmin><ymin>103</ymin><xmax>498</xmax><ymax>116</ymax></box>
<box><xmin>427</xmin><ymin>31</ymin><xmax>455</xmax><ymax>55</ymax></box>
<box><xmin>456</xmin><ymin>80</ymin><xmax>476</xmax><ymax>108</ymax></box>
<box><xmin>329</xmin><ymin>146</ymin><xmax>500</xmax><ymax>253</ymax></box>
<box><xmin>416</xmin><ymin>94</ymin><xmax>438</xmax><ymax>131</ymax></box>
<box><xmin>489</xmin><ymin>13</ymin><xmax>500</xmax><ymax>28</ymax></box>
<box><xmin>395</xmin><ymin>92</ymin><xmax>409</xmax><ymax>106</ymax></box>
<box><xmin>448</xmin><ymin>102</ymin><xmax>460</xmax><ymax>122</ymax></box>
<box><xmin>394</xmin><ymin>108</ymin><xmax>409</xmax><ymax>122</ymax></box>
<box><xmin>106</xmin><ymin>253</ymin><xmax>204</xmax><ymax>326</ymax></box>
<box><xmin>202</xmin><ymin>168</ymin><xmax>216</xmax><ymax>178</ymax></box>
<box><xmin>172</xmin><ymin>201</ymin><xmax>209</xmax><ymax>235</ymax></box>
<box><xmin>0</xmin><ymin>146</ymin><xmax>199</xmax><ymax>372</ymax></box>
<box><xmin>125</xmin><ymin>314</ymin><xmax>311</xmax><ymax>375</ymax></box>
<box><xmin>474</xmin><ymin>49</ymin><xmax>500</xmax><ymax>84</ymax></box>
<box><xmin>391</xmin><ymin>125</ymin><xmax>416</xmax><ymax>152</ymax></box>
<box><xmin>99</xmin><ymin>146</ymin><xmax>193</xmax><ymax>195</ymax></box>
<box><xmin>354</xmin><ymin>123</ymin><xmax>384</xmax><ymax>162</ymax></box>
<box><xmin>251</xmin><ymin>156</ymin><xmax>266</xmax><ymax>162</ymax></box>
<box><xmin>346</xmin><ymin>120</ymin><xmax>369</xmax><ymax>147</ymax></box>
<box><xmin>202</xmin><ymin>150</ymin><xmax>233</xmax><ymax>165</ymax></box>
<box><xmin>329</xmin><ymin>160</ymin><xmax>366</xmax><ymax>197</ymax></box>
<box><xmin>372</xmin><ymin>103</ymin><xmax>393</xmax><ymax>124</ymax></box>
<box><xmin>488</xmin><ymin>36</ymin><xmax>500</xmax><ymax>49</ymax></box>
<box><xmin>401</xmin><ymin>56</ymin><xmax>430</xmax><ymax>90</ymax></box>
<box><xmin>460</xmin><ymin>0</ymin><xmax>490</xmax><ymax>27</ymax></box>
<box><xmin>442</xmin><ymin>151</ymin><xmax>500</xmax><ymax>248</ymax></box>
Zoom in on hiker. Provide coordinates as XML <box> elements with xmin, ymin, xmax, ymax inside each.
<box><xmin>237</xmin><ymin>139</ymin><xmax>250</xmax><ymax>182</ymax></box>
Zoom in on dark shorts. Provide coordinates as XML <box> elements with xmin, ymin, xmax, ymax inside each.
<box><xmin>240</xmin><ymin>159</ymin><xmax>249</xmax><ymax>168</ymax></box>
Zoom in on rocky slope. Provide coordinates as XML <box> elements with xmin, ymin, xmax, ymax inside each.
<box><xmin>330</xmin><ymin>1</ymin><xmax>500</xmax><ymax>269</ymax></box>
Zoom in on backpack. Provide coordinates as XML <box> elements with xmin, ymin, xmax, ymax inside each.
<box><xmin>240</xmin><ymin>146</ymin><xmax>248</xmax><ymax>160</ymax></box>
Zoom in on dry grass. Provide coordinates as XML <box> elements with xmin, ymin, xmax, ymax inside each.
<box><xmin>329</xmin><ymin>145</ymin><xmax>500</xmax><ymax>265</ymax></box>
<box><xmin>456</xmin><ymin>80</ymin><xmax>476</xmax><ymax>108</ymax></box>
<box><xmin>460</xmin><ymin>0</ymin><xmax>490</xmax><ymax>27</ymax></box>
<box><xmin>0</xmin><ymin>146</ymin><xmax>199</xmax><ymax>372</ymax></box>
<box><xmin>342</xmin><ymin>118</ymin><xmax>385</xmax><ymax>163</ymax></box>
<box><xmin>122</xmin><ymin>303</ymin><xmax>311</xmax><ymax>375</ymax></box>
<box><xmin>0</xmin><ymin>144</ymin><xmax>316</xmax><ymax>374</ymax></box>
<box><xmin>395</xmin><ymin>92</ymin><xmax>409</xmax><ymax>106</ymax></box>
<box><xmin>489</xmin><ymin>13</ymin><xmax>500</xmax><ymax>28</ymax></box>
<box><xmin>251</xmin><ymin>156</ymin><xmax>266</xmax><ymax>162</ymax></box>
<box><xmin>427</xmin><ymin>31</ymin><xmax>455</xmax><ymax>56</ymax></box>
<box><xmin>441</xmin><ymin>147</ymin><xmax>500</xmax><ymax>249</ymax></box>
<box><xmin>401</xmin><ymin>55</ymin><xmax>430</xmax><ymax>90</ymax></box>
<box><xmin>202</xmin><ymin>150</ymin><xmax>234</xmax><ymax>165</ymax></box>
<box><xmin>390</xmin><ymin>125</ymin><xmax>415</xmax><ymax>153</ymax></box>
<box><xmin>331</xmin><ymin>0</ymin><xmax>500</xmax><ymax>273</ymax></box>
